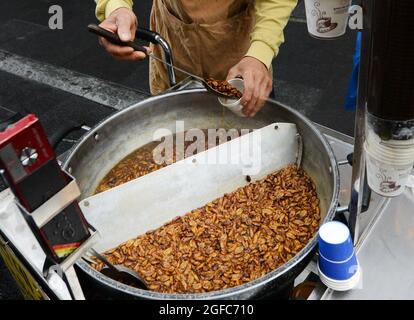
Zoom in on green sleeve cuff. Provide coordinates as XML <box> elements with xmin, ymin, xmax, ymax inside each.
<box><xmin>96</xmin><ymin>0</ymin><xmax>133</xmax><ymax>21</ymax></box>
<box><xmin>245</xmin><ymin>40</ymin><xmax>279</xmax><ymax>70</ymax></box>
<box><xmin>105</xmin><ymin>0</ymin><xmax>133</xmax><ymax>18</ymax></box>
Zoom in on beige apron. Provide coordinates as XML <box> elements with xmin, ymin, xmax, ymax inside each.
<box><xmin>149</xmin><ymin>0</ymin><xmax>255</xmax><ymax>94</ymax></box>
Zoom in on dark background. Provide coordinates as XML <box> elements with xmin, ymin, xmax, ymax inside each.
<box><xmin>0</xmin><ymin>0</ymin><xmax>357</xmax><ymax>299</ymax></box>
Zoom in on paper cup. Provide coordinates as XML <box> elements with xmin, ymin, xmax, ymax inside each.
<box><xmin>318</xmin><ymin>253</ymin><xmax>359</xmax><ymax>281</ymax></box>
<box><xmin>318</xmin><ymin>263</ymin><xmax>362</xmax><ymax>291</ymax></box>
<box><xmin>304</xmin><ymin>0</ymin><xmax>352</xmax><ymax>39</ymax></box>
<box><xmin>366</xmin><ymin>143</ymin><xmax>414</xmax><ymax>164</ymax></box>
<box><xmin>318</xmin><ymin>221</ymin><xmax>354</xmax><ymax>262</ymax></box>
<box><xmin>218</xmin><ymin>78</ymin><xmax>245</xmax><ymax>117</ymax></box>
<box><xmin>365</xmin><ymin>142</ymin><xmax>414</xmax><ymax>197</ymax></box>
<box><xmin>370</xmin><ymin>146</ymin><xmax>414</xmax><ymax>160</ymax></box>
<box><xmin>365</xmin><ymin>130</ymin><xmax>414</xmax><ymax>163</ymax></box>
<box><xmin>366</xmin><ymin>129</ymin><xmax>414</xmax><ymax>152</ymax></box>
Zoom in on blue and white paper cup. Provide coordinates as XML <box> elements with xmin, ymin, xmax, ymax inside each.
<box><xmin>318</xmin><ymin>221</ymin><xmax>354</xmax><ymax>262</ymax></box>
<box><xmin>317</xmin><ymin>221</ymin><xmax>361</xmax><ymax>291</ymax></box>
<box><xmin>318</xmin><ymin>252</ymin><xmax>358</xmax><ymax>281</ymax></box>
<box><xmin>318</xmin><ymin>262</ymin><xmax>361</xmax><ymax>291</ymax></box>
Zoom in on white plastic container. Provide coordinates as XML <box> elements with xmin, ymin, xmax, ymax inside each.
<box><xmin>217</xmin><ymin>78</ymin><xmax>245</xmax><ymax>117</ymax></box>
<box><xmin>304</xmin><ymin>0</ymin><xmax>352</xmax><ymax>39</ymax></box>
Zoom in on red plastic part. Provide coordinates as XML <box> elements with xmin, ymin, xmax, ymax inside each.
<box><xmin>0</xmin><ymin>114</ymin><xmax>55</xmax><ymax>182</ymax></box>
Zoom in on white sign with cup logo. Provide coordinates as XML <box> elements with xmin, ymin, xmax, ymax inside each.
<box><xmin>304</xmin><ymin>0</ymin><xmax>352</xmax><ymax>39</ymax></box>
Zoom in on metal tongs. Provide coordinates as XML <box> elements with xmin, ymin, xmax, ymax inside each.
<box><xmin>87</xmin><ymin>24</ymin><xmax>234</xmax><ymax>98</ymax></box>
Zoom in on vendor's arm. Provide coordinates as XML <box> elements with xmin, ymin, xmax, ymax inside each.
<box><xmin>95</xmin><ymin>0</ymin><xmax>146</xmax><ymax>61</ymax></box>
<box><xmin>227</xmin><ymin>0</ymin><xmax>297</xmax><ymax>117</ymax></box>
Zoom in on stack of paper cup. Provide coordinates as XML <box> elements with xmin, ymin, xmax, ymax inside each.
<box><xmin>217</xmin><ymin>78</ymin><xmax>246</xmax><ymax>117</ymax></box>
<box><xmin>365</xmin><ymin>128</ymin><xmax>414</xmax><ymax>197</ymax></box>
<box><xmin>318</xmin><ymin>221</ymin><xmax>361</xmax><ymax>291</ymax></box>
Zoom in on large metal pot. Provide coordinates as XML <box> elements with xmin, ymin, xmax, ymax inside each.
<box><xmin>63</xmin><ymin>89</ymin><xmax>340</xmax><ymax>299</ymax></box>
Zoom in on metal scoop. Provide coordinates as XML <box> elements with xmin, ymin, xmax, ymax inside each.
<box><xmin>88</xmin><ymin>248</ymin><xmax>148</xmax><ymax>290</ymax></box>
<box><xmin>87</xmin><ymin>24</ymin><xmax>237</xmax><ymax>99</ymax></box>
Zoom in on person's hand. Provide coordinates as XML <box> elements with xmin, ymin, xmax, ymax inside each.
<box><xmin>99</xmin><ymin>7</ymin><xmax>146</xmax><ymax>61</ymax></box>
<box><xmin>226</xmin><ymin>57</ymin><xmax>273</xmax><ymax>117</ymax></box>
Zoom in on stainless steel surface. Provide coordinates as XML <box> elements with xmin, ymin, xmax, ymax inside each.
<box><xmin>336</xmin><ymin>205</ymin><xmax>349</xmax><ymax>214</ymax></box>
<box><xmin>0</xmin><ymin>188</ymin><xmax>81</xmax><ymax>300</ymax></box>
<box><xmin>168</xmin><ymin>77</ymin><xmax>205</xmax><ymax>92</ymax></box>
<box><xmin>315</xmin><ymin>128</ymin><xmax>388</xmax><ymax>241</ymax></box>
<box><xmin>29</xmin><ymin>178</ymin><xmax>81</xmax><ymax>228</ymax></box>
<box><xmin>320</xmin><ymin>188</ymin><xmax>414</xmax><ymax>299</ymax></box>
<box><xmin>63</xmin><ymin>89</ymin><xmax>340</xmax><ymax>299</ymax></box>
<box><xmin>0</xmin><ymin>144</ymin><xmax>27</xmax><ymax>182</ymax></box>
<box><xmin>59</xmin><ymin>230</ymin><xmax>100</xmax><ymax>272</ymax></box>
<box><xmin>153</xmin><ymin>34</ymin><xmax>177</xmax><ymax>87</ymax></box>
<box><xmin>306</xmin><ymin>125</ymin><xmax>414</xmax><ymax>300</ymax></box>
<box><xmin>64</xmin><ymin>266</ymin><xmax>85</xmax><ymax>300</ymax></box>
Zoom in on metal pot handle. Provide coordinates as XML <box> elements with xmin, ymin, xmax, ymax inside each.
<box><xmin>49</xmin><ymin>123</ymin><xmax>90</xmax><ymax>150</ymax></box>
<box><xmin>135</xmin><ymin>28</ymin><xmax>177</xmax><ymax>87</ymax></box>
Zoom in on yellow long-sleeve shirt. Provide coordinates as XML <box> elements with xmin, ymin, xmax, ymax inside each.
<box><xmin>95</xmin><ymin>0</ymin><xmax>297</xmax><ymax>69</ymax></box>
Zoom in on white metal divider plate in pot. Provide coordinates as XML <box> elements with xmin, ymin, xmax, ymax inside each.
<box><xmin>80</xmin><ymin>123</ymin><xmax>301</xmax><ymax>252</ymax></box>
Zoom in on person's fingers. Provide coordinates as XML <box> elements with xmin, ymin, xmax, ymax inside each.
<box><xmin>99</xmin><ymin>17</ymin><xmax>118</xmax><ymax>33</ymax></box>
<box><xmin>242</xmin><ymin>77</ymin><xmax>259</xmax><ymax>117</ymax></box>
<box><xmin>245</xmin><ymin>86</ymin><xmax>260</xmax><ymax>117</ymax></box>
<box><xmin>246</xmin><ymin>79</ymin><xmax>261</xmax><ymax>115</ymax></box>
<box><xmin>248</xmin><ymin>73</ymin><xmax>273</xmax><ymax>117</ymax></box>
<box><xmin>99</xmin><ymin>36</ymin><xmax>146</xmax><ymax>61</ymax></box>
<box><xmin>110</xmin><ymin>50</ymin><xmax>146</xmax><ymax>61</ymax></box>
<box><xmin>100</xmin><ymin>38</ymin><xmax>134</xmax><ymax>55</ymax></box>
<box><xmin>97</xmin><ymin>9</ymin><xmax>144</xmax><ymax>62</ymax></box>
<box><xmin>115</xmin><ymin>12</ymin><xmax>136</xmax><ymax>41</ymax></box>
<box><xmin>112</xmin><ymin>51</ymin><xmax>146</xmax><ymax>61</ymax></box>
<box><xmin>135</xmin><ymin>51</ymin><xmax>147</xmax><ymax>60</ymax></box>
<box><xmin>251</xmin><ymin>77</ymin><xmax>272</xmax><ymax>116</ymax></box>
<box><xmin>129</xmin><ymin>51</ymin><xmax>146</xmax><ymax>60</ymax></box>
<box><xmin>250</xmin><ymin>86</ymin><xmax>267</xmax><ymax>117</ymax></box>
<box><xmin>226</xmin><ymin>67</ymin><xmax>240</xmax><ymax>81</ymax></box>
<box><xmin>245</xmin><ymin>75</ymin><xmax>268</xmax><ymax>117</ymax></box>
<box><xmin>144</xmin><ymin>46</ymin><xmax>152</xmax><ymax>54</ymax></box>
<box><xmin>240</xmin><ymin>72</ymin><xmax>255</xmax><ymax>115</ymax></box>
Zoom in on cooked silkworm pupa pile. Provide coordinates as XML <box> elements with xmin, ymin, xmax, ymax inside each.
<box><xmin>206</xmin><ymin>78</ymin><xmax>243</xmax><ymax>99</ymax></box>
<box><xmin>93</xmin><ymin>165</ymin><xmax>320</xmax><ymax>293</ymax></box>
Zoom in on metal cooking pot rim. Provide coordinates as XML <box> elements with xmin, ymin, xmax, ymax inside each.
<box><xmin>65</xmin><ymin>89</ymin><xmax>340</xmax><ymax>299</ymax></box>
